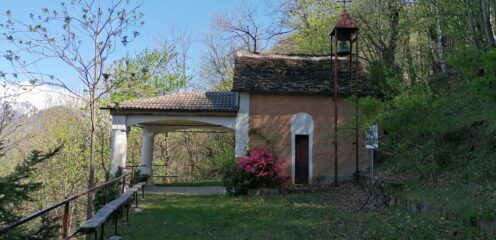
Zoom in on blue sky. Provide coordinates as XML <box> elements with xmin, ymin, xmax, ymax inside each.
<box><xmin>0</xmin><ymin>0</ymin><xmax>274</xmax><ymax>92</ymax></box>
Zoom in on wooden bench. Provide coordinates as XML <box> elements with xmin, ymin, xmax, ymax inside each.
<box><xmin>131</xmin><ymin>182</ymin><xmax>146</xmax><ymax>199</ymax></box>
<box><xmin>129</xmin><ymin>182</ymin><xmax>146</xmax><ymax>208</ymax></box>
<box><xmin>78</xmin><ymin>182</ymin><xmax>146</xmax><ymax>239</ymax></box>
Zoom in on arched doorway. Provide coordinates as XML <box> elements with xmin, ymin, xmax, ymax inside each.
<box><xmin>291</xmin><ymin>112</ymin><xmax>314</xmax><ymax>184</ymax></box>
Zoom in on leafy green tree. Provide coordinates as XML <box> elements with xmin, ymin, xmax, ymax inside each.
<box><xmin>360</xmin><ymin>48</ymin><xmax>496</xmax><ymax>183</ymax></box>
<box><xmin>274</xmin><ymin>0</ymin><xmax>340</xmax><ymax>54</ymax></box>
<box><xmin>23</xmin><ymin>107</ymin><xmax>91</xmax><ymax>226</ymax></box>
<box><xmin>107</xmin><ymin>41</ymin><xmax>190</xmax><ymax>103</ymax></box>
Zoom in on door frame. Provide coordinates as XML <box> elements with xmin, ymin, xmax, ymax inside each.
<box><xmin>291</xmin><ymin>112</ymin><xmax>313</xmax><ymax>185</ymax></box>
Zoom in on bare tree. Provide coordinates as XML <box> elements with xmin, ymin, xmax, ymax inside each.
<box><xmin>1</xmin><ymin>0</ymin><xmax>144</xmax><ymax>218</ymax></box>
<box><xmin>0</xmin><ymin>85</ymin><xmax>30</xmax><ymax>151</ymax></box>
<box><xmin>213</xmin><ymin>3</ymin><xmax>291</xmax><ymax>53</ymax></box>
<box><xmin>199</xmin><ymin>31</ymin><xmax>237</xmax><ymax>91</ymax></box>
<box><xmin>200</xmin><ymin>2</ymin><xmax>290</xmax><ymax>91</ymax></box>
<box><xmin>355</xmin><ymin>0</ymin><xmax>408</xmax><ymax>66</ymax></box>
<box><xmin>0</xmin><ymin>102</ymin><xmax>18</xmax><ymax>148</ymax></box>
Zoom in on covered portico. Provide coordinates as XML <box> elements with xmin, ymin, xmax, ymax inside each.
<box><xmin>104</xmin><ymin>91</ymin><xmax>249</xmax><ymax>180</ymax></box>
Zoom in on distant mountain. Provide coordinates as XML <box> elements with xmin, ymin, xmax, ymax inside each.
<box><xmin>12</xmin><ymin>101</ymin><xmax>39</xmax><ymax>117</ymax></box>
<box><xmin>2</xmin><ymin>82</ymin><xmax>83</xmax><ymax>115</ymax></box>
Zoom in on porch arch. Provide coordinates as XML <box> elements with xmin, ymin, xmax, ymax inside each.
<box><xmin>126</xmin><ymin>115</ymin><xmax>237</xmax><ymax>130</ymax></box>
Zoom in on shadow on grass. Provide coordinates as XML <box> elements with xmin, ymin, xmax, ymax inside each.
<box><xmin>121</xmin><ymin>193</ymin><xmax>338</xmax><ymax>239</ymax></box>
<box><xmin>120</xmin><ymin>193</ymin><xmax>484</xmax><ymax>240</ymax></box>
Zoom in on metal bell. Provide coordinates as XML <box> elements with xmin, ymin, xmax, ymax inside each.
<box><xmin>337</xmin><ymin>41</ymin><xmax>351</xmax><ymax>56</ymax></box>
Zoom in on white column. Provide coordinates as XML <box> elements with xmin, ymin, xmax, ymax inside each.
<box><xmin>110</xmin><ymin>115</ymin><xmax>129</xmax><ymax>177</ymax></box>
<box><xmin>235</xmin><ymin>92</ymin><xmax>249</xmax><ymax>157</ymax></box>
<box><xmin>140</xmin><ymin>129</ymin><xmax>155</xmax><ymax>182</ymax></box>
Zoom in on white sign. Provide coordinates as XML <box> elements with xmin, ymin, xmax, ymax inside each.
<box><xmin>365</xmin><ymin>125</ymin><xmax>379</xmax><ymax>149</ymax></box>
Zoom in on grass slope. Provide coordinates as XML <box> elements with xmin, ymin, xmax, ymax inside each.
<box><xmin>120</xmin><ymin>193</ymin><xmax>482</xmax><ymax>240</ymax></box>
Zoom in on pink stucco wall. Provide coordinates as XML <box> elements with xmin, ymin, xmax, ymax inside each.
<box><xmin>248</xmin><ymin>93</ymin><xmax>371</xmax><ymax>184</ymax></box>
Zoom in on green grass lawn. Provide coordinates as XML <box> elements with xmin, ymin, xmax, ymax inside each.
<box><xmin>120</xmin><ymin>193</ymin><xmax>483</xmax><ymax>240</ymax></box>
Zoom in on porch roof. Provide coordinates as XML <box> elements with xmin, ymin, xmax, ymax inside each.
<box><xmin>103</xmin><ymin>92</ymin><xmax>239</xmax><ymax>114</ymax></box>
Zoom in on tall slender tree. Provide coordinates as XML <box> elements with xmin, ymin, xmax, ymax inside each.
<box><xmin>1</xmin><ymin>0</ymin><xmax>144</xmax><ymax>219</ymax></box>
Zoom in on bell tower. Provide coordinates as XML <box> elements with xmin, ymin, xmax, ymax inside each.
<box><xmin>330</xmin><ymin>1</ymin><xmax>360</xmax><ymax>185</ymax></box>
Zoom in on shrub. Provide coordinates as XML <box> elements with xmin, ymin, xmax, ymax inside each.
<box><xmin>130</xmin><ymin>168</ymin><xmax>149</xmax><ymax>185</ymax></box>
<box><xmin>94</xmin><ymin>169</ymin><xmax>121</xmax><ymax>210</ymax></box>
<box><xmin>237</xmin><ymin>147</ymin><xmax>287</xmax><ymax>187</ymax></box>
<box><xmin>362</xmin><ymin>48</ymin><xmax>496</xmax><ymax>184</ymax></box>
<box><xmin>221</xmin><ymin>147</ymin><xmax>287</xmax><ymax>195</ymax></box>
<box><xmin>220</xmin><ymin>158</ymin><xmax>252</xmax><ymax>195</ymax></box>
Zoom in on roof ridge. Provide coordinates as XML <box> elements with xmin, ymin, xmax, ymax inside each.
<box><xmin>120</xmin><ymin>91</ymin><xmax>236</xmax><ymax>103</ymax></box>
<box><xmin>235</xmin><ymin>51</ymin><xmax>362</xmax><ymax>62</ymax></box>
<box><xmin>236</xmin><ymin>51</ymin><xmax>331</xmax><ymax>61</ymax></box>
<box><xmin>112</xmin><ymin>91</ymin><xmax>239</xmax><ymax>112</ymax></box>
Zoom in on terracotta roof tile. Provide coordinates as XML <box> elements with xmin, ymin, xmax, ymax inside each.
<box><xmin>334</xmin><ymin>10</ymin><xmax>359</xmax><ymax>30</ymax></box>
<box><xmin>111</xmin><ymin>92</ymin><xmax>238</xmax><ymax>112</ymax></box>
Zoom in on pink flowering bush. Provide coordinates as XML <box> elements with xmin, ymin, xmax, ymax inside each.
<box><xmin>221</xmin><ymin>147</ymin><xmax>287</xmax><ymax>195</ymax></box>
<box><xmin>236</xmin><ymin>147</ymin><xmax>287</xmax><ymax>188</ymax></box>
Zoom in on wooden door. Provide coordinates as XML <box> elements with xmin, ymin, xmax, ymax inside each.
<box><xmin>295</xmin><ymin>135</ymin><xmax>309</xmax><ymax>184</ymax></box>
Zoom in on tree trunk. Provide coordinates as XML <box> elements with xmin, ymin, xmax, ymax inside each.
<box><xmin>100</xmin><ymin>130</ymin><xmax>107</xmax><ymax>174</ymax></box>
<box><xmin>86</xmin><ymin>97</ymin><xmax>96</xmax><ymax>220</ymax></box>
<box><xmin>466</xmin><ymin>0</ymin><xmax>482</xmax><ymax>49</ymax></box>
<box><xmin>492</xmin><ymin>0</ymin><xmax>496</xmax><ymax>33</ymax></box>
<box><xmin>164</xmin><ymin>132</ymin><xmax>170</xmax><ymax>163</ymax></box>
<box><xmin>383</xmin><ymin>1</ymin><xmax>402</xmax><ymax>66</ymax></box>
<box><xmin>481</xmin><ymin>0</ymin><xmax>496</xmax><ymax>47</ymax></box>
<box><xmin>433</xmin><ymin>1</ymin><xmax>447</xmax><ymax>74</ymax></box>
<box><xmin>87</xmin><ymin>2</ymin><xmax>101</xmax><ymax>218</ymax></box>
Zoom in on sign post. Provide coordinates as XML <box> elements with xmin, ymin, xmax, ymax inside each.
<box><xmin>365</xmin><ymin>125</ymin><xmax>379</xmax><ymax>184</ymax></box>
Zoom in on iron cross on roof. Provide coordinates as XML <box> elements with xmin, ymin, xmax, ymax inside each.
<box><xmin>336</xmin><ymin>0</ymin><xmax>351</xmax><ymax>9</ymax></box>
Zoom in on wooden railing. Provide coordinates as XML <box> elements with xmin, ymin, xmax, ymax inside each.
<box><xmin>126</xmin><ymin>165</ymin><xmax>179</xmax><ymax>184</ymax></box>
<box><xmin>126</xmin><ymin>164</ymin><xmax>221</xmax><ymax>185</ymax></box>
<box><xmin>0</xmin><ymin>171</ymin><xmax>132</xmax><ymax>239</ymax></box>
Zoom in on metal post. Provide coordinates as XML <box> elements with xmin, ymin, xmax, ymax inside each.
<box><xmin>330</xmin><ymin>35</ymin><xmax>333</xmax><ymax>185</ymax></box>
<box><xmin>355</xmin><ymin>33</ymin><xmax>360</xmax><ymax>183</ymax></box>
<box><xmin>334</xmin><ymin>29</ymin><xmax>339</xmax><ymax>186</ymax></box>
<box><xmin>371</xmin><ymin>149</ymin><xmax>374</xmax><ymax>184</ymax></box>
<box><xmin>127</xmin><ymin>202</ymin><xmax>130</xmax><ymax>221</ymax></box>
<box><xmin>114</xmin><ymin>211</ymin><xmax>118</xmax><ymax>235</ymax></box>
<box><xmin>62</xmin><ymin>202</ymin><xmax>70</xmax><ymax>238</ymax></box>
<box><xmin>121</xmin><ymin>175</ymin><xmax>126</xmax><ymax>194</ymax></box>
<box><xmin>103</xmin><ymin>185</ymin><xmax>108</xmax><ymax>204</ymax></box>
<box><xmin>135</xmin><ymin>191</ymin><xmax>139</xmax><ymax>208</ymax></box>
<box><xmin>350</xmin><ymin>39</ymin><xmax>359</xmax><ymax>183</ymax></box>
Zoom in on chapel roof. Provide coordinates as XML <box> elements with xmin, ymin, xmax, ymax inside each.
<box><xmin>232</xmin><ymin>51</ymin><xmax>374</xmax><ymax>96</ymax></box>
